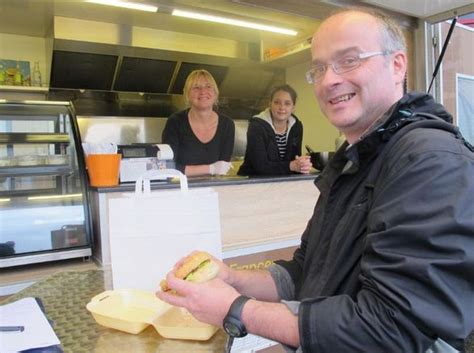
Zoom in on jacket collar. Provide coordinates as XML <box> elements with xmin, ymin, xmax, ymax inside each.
<box><xmin>253</xmin><ymin>108</ymin><xmax>297</xmax><ymax>135</ymax></box>
<box><xmin>319</xmin><ymin>92</ymin><xmax>454</xmax><ymax>182</ymax></box>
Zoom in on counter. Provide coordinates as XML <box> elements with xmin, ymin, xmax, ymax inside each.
<box><xmin>89</xmin><ymin>174</ymin><xmax>320</xmax><ymax>266</ymax></box>
<box><xmin>93</xmin><ymin>174</ymin><xmax>317</xmax><ymax>192</ymax></box>
<box><xmin>0</xmin><ymin>269</ymin><xmax>227</xmax><ymax>352</ymax></box>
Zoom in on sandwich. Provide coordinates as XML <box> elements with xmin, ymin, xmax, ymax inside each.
<box><xmin>160</xmin><ymin>251</ymin><xmax>219</xmax><ymax>292</ymax></box>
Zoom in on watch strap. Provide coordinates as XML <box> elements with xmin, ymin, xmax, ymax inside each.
<box><xmin>223</xmin><ymin>295</ymin><xmax>253</xmax><ymax>337</ymax></box>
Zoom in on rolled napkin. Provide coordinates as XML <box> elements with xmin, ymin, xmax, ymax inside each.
<box><xmin>156</xmin><ymin>144</ymin><xmax>174</xmax><ymax>160</ymax></box>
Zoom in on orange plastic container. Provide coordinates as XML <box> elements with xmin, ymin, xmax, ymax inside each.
<box><xmin>86</xmin><ymin>154</ymin><xmax>121</xmax><ymax>187</ymax></box>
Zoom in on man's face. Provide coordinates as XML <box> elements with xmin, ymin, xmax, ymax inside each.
<box><xmin>311</xmin><ymin>12</ymin><xmax>405</xmax><ymax>143</ymax></box>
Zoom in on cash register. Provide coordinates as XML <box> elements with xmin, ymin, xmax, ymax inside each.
<box><xmin>117</xmin><ymin>144</ymin><xmax>175</xmax><ymax>183</ymax></box>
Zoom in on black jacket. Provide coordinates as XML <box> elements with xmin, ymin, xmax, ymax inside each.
<box><xmin>238</xmin><ymin>109</ymin><xmax>303</xmax><ymax>176</ymax></box>
<box><xmin>276</xmin><ymin>92</ymin><xmax>474</xmax><ymax>352</ymax></box>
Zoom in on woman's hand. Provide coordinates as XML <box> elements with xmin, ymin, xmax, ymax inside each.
<box><xmin>290</xmin><ymin>155</ymin><xmax>312</xmax><ymax>174</ymax></box>
<box><xmin>209</xmin><ymin>161</ymin><xmax>232</xmax><ymax>175</ymax></box>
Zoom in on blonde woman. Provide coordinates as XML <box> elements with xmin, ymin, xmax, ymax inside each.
<box><xmin>162</xmin><ymin>70</ymin><xmax>235</xmax><ymax>176</ymax></box>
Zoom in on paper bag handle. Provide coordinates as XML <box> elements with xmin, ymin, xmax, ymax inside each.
<box><xmin>135</xmin><ymin>169</ymin><xmax>188</xmax><ymax>194</ymax></box>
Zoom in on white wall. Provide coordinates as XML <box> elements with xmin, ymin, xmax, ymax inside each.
<box><xmin>0</xmin><ymin>33</ymin><xmax>49</xmax><ymax>87</ymax></box>
<box><xmin>286</xmin><ymin>60</ymin><xmax>339</xmax><ymax>152</ymax></box>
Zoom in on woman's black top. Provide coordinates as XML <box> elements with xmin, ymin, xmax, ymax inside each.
<box><xmin>238</xmin><ymin>111</ymin><xmax>304</xmax><ymax>176</ymax></box>
<box><xmin>162</xmin><ymin>109</ymin><xmax>235</xmax><ymax>172</ymax></box>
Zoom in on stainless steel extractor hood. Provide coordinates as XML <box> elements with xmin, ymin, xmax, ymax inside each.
<box><xmin>50</xmin><ymin>16</ymin><xmax>281</xmax><ymax>99</ymax></box>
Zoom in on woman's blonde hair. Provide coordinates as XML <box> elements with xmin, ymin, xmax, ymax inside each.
<box><xmin>183</xmin><ymin>69</ymin><xmax>219</xmax><ymax>107</ymax></box>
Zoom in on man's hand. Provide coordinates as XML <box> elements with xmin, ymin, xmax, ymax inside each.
<box><xmin>156</xmin><ymin>273</ymin><xmax>239</xmax><ymax>327</ymax></box>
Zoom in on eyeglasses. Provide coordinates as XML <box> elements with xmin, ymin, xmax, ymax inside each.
<box><xmin>305</xmin><ymin>51</ymin><xmax>391</xmax><ymax>84</ymax></box>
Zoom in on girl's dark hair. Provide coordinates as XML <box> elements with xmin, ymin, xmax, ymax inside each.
<box><xmin>270</xmin><ymin>84</ymin><xmax>297</xmax><ymax>104</ymax></box>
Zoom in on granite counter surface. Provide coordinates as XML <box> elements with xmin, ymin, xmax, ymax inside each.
<box><xmin>1</xmin><ymin>270</ymin><xmax>227</xmax><ymax>353</ymax></box>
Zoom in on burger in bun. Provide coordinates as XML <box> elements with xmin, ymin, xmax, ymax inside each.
<box><xmin>160</xmin><ymin>251</ymin><xmax>219</xmax><ymax>292</ymax></box>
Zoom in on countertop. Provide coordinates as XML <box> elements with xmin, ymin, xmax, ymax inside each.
<box><xmin>91</xmin><ymin>173</ymin><xmax>318</xmax><ymax>193</ymax></box>
<box><xmin>1</xmin><ymin>269</ymin><xmax>227</xmax><ymax>353</ymax></box>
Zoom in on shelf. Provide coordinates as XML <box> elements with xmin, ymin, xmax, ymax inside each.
<box><xmin>0</xmin><ymin>190</ymin><xmax>84</xmax><ymax>205</ymax></box>
<box><xmin>0</xmin><ymin>133</ymin><xmax>70</xmax><ymax>144</ymax></box>
<box><xmin>0</xmin><ymin>187</ymin><xmax>60</xmax><ymax>198</ymax></box>
<box><xmin>0</xmin><ymin>164</ymin><xmax>73</xmax><ymax>177</ymax></box>
<box><xmin>0</xmin><ymin>85</ymin><xmax>48</xmax><ymax>93</ymax></box>
<box><xmin>262</xmin><ymin>35</ymin><xmax>312</xmax><ymax>68</ymax></box>
<box><xmin>262</xmin><ymin>44</ymin><xmax>311</xmax><ymax>68</ymax></box>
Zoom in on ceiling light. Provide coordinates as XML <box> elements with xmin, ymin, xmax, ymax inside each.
<box><xmin>86</xmin><ymin>0</ymin><xmax>158</xmax><ymax>13</ymax></box>
<box><xmin>172</xmin><ymin>9</ymin><xmax>297</xmax><ymax>36</ymax></box>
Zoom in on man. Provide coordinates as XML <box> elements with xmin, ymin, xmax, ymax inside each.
<box><xmin>157</xmin><ymin>8</ymin><xmax>474</xmax><ymax>353</ymax></box>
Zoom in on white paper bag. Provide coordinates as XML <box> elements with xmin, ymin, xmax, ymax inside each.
<box><xmin>108</xmin><ymin>169</ymin><xmax>222</xmax><ymax>291</ymax></box>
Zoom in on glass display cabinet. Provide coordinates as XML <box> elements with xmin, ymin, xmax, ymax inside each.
<box><xmin>0</xmin><ymin>101</ymin><xmax>91</xmax><ymax>267</ymax></box>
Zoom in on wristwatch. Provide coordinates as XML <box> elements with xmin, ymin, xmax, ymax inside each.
<box><xmin>223</xmin><ymin>295</ymin><xmax>253</xmax><ymax>338</ymax></box>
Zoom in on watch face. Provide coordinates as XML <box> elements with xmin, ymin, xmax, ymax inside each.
<box><xmin>224</xmin><ymin>322</ymin><xmax>241</xmax><ymax>337</ymax></box>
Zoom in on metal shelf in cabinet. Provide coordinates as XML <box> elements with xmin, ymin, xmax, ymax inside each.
<box><xmin>0</xmin><ymin>187</ymin><xmax>60</xmax><ymax>198</ymax></box>
<box><xmin>0</xmin><ymin>165</ymin><xmax>73</xmax><ymax>177</ymax></box>
<box><xmin>0</xmin><ymin>189</ymin><xmax>83</xmax><ymax>202</ymax></box>
<box><xmin>0</xmin><ymin>133</ymin><xmax>70</xmax><ymax>144</ymax></box>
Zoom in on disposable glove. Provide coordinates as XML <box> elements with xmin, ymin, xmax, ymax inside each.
<box><xmin>209</xmin><ymin>161</ymin><xmax>232</xmax><ymax>175</ymax></box>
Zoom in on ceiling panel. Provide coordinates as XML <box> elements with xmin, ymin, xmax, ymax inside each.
<box><xmin>0</xmin><ymin>0</ymin><xmax>319</xmax><ymax>45</ymax></box>
<box><xmin>362</xmin><ymin>0</ymin><xmax>474</xmax><ymax>19</ymax></box>
<box><xmin>1</xmin><ymin>0</ymin><xmax>472</xmax><ymax>48</ymax></box>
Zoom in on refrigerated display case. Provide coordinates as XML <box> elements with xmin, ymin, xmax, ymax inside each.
<box><xmin>0</xmin><ymin>101</ymin><xmax>92</xmax><ymax>267</ymax></box>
